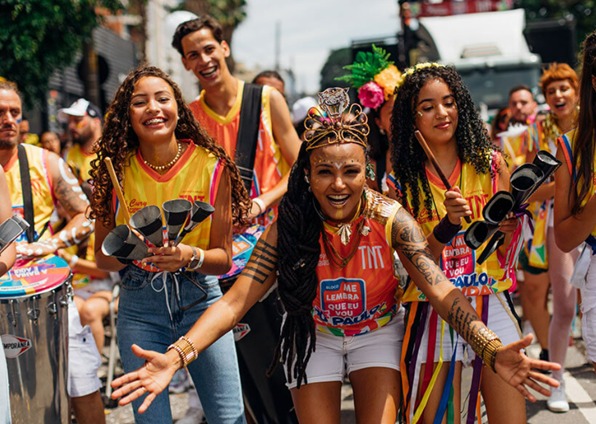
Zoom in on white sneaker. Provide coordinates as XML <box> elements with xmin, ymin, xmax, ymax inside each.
<box><xmin>547</xmin><ymin>383</ymin><xmax>569</xmax><ymax>413</ymax></box>
<box><xmin>176</xmin><ymin>407</ymin><xmax>205</xmax><ymax>424</ymax></box>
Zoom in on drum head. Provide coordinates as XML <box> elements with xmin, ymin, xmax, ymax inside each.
<box><xmin>0</xmin><ymin>255</ymin><xmax>70</xmax><ymax>298</ymax></box>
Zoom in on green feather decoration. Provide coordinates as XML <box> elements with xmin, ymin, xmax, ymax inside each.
<box><xmin>337</xmin><ymin>45</ymin><xmax>392</xmax><ymax>88</ymax></box>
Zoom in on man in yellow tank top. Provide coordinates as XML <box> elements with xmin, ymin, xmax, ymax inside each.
<box><xmin>0</xmin><ymin>81</ymin><xmax>105</xmax><ymax>424</ymax></box>
<box><xmin>58</xmin><ymin>98</ymin><xmax>102</xmax><ymax>183</ymax></box>
<box><xmin>172</xmin><ymin>15</ymin><xmax>300</xmax><ymax>224</ymax></box>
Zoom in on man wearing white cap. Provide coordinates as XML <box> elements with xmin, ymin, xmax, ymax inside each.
<box><xmin>58</xmin><ymin>98</ymin><xmax>102</xmax><ymax>183</ymax></box>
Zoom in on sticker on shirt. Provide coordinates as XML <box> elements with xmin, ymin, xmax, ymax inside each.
<box><xmin>319</xmin><ymin>278</ymin><xmax>366</xmax><ymax>319</ymax></box>
<box><xmin>442</xmin><ymin>233</ymin><xmax>497</xmax><ymax>296</ymax></box>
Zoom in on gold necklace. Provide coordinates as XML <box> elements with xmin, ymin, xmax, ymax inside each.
<box><xmin>143</xmin><ymin>142</ymin><xmax>182</xmax><ymax>172</ymax></box>
<box><xmin>322</xmin><ymin>218</ymin><xmax>366</xmax><ymax>268</ymax></box>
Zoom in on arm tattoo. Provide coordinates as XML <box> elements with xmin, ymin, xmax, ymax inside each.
<box><xmin>392</xmin><ymin>208</ymin><xmax>443</xmax><ymax>286</ymax></box>
<box><xmin>241</xmin><ymin>238</ymin><xmax>278</xmax><ymax>284</ymax></box>
<box><xmin>446</xmin><ymin>297</ymin><xmax>482</xmax><ymax>342</ymax></box>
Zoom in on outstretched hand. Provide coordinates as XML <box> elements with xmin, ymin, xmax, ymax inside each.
<box><xmin>494</xmin><ymin>334</ymin><xmax>561</xmax><ymax>402</ymax></box>
<box><xmin>111</xmin><ymin>344</ymin><xmax>179</xmax><ymax>414</ymax></box>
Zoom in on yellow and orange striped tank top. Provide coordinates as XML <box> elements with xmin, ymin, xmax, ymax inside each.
<box><xmin>401</xmin><ymin>160</ymin><xmax>514</xmax><ymax>302</ymax></box>
<box><xmin>313</xmin><ymin>189</ymin><xmax>402</xmax><ymax>336</ymax></box>
<box><xmin>189</xmin><ymin>80</ymin><xmax>290</xmax><ymax>225</ymax></box>
<box><xmin>114</xmin><ymin>140</ymin><xmax>224</xmax><ymax>251</ymax></box>
<box><xmin>4</xmin><ymin>144</ymin><xmax>55</xmax><ymax>242</ymax></box>
<box><xmin>66</xmin><ymin>143</ymin><xmax>96</xmax><ymax>182</ymax></box>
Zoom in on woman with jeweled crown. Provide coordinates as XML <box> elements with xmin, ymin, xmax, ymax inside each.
<box><xmin>110</xmin><ymin>87</ymin><xmax>560</xmax><ymax>423</ymax></box>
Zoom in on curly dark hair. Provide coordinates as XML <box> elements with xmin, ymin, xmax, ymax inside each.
<box><xmin>89</xmin><ymin>64</ymin><xmax>250</xmax><ymax>227</ymax></box>
<box><xmin>570</xmin><ymin>30</ymin><xmax>596</xmax><ymax>215</ymax></box>
<box><xmin>390</xmin><ymin>64</ymin><xmax>496</xmax><ymax>220</ymax></box>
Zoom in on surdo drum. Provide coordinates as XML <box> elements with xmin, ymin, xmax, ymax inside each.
<box><xmin>0</xmin><ymin>255</ymin><xmax>72</xmax><ymax>424</ymax></box>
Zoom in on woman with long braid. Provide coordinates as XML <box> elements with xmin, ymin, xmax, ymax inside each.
<box><xmin>110</xmin><ymin>88</ymin><xmax>559</xmax><ymax>424</ymax></box>
<box><xmin>387</xmin><ymin>63</ymin><xmax>529</xmax><ymax>423</ymax></box>
<box><xmin>554</xmin><ymin>30</ymin><xmax>596</xmax><ymax>372</ymax></box>
<box><xmin>90</xmin><ymin>65</ymin><xmax>251</xmax><ymax>423</ymax></box>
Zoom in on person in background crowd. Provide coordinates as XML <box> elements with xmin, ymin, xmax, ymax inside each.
<box><xmin>0</xmin><ymin>80</ymin><xmax>104</xmax><ymax>424</ymax></box>
<box><xmin>338</xmin><ymin>44</ymin><xmax>401</xmax><ymax>193</ymax></box>
<box><xmin>18</xmin><ymin>116</ymin><xmax>39</xmax><ymax>146</ymax></box>
<box><xmin>291</xmin><ymin>96</ymin><xmax>317</xmax><ymax>141</ymax></box>
<box><xmin>59</xmin><ymin>98</ymin><xmax>102</xmax><ymax>183</ymax></box>
<box><xmin>252</xmin><ymin>70</ymin><xmax>286</xmax><ymax>97</ymax></box>
<box><xmin>509</xmin><ymin>85</ymin><xmax>538</xmax><ymax>126</ymax></box>
<box><xmin>554</xmin><ymin>30</ymin><xmax>596</xmax><ymax>373</ymax></box>
<box><xmin>40</xmin><ymin>130</ymin><xmax>62</xmax><ymax>155</ymax></box>
<box><xmin>519</xmin><ymin>63</ymin><xmax>580</xmax><ymax>413</ymax></box>
<box><xmin>490</xmin><ymin>106</ymin><xmax>510</xmax><ymax>147</ymax></box>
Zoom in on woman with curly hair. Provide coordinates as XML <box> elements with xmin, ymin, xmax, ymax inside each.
<box><xmin>555</xmin><ymin>30</ymin><xmax>596</xmax><ymax>371</ymax></box>
<box><xmin>388</xmin><ymin>64</ymin><xmax>527</xmax><ymax>423</ymax></box>
<box><xmin>90</xmin><ymin>64</ymin><xmax>251</xmax><ymax>423</ymax></box>
<box><xmin>108</xmin><ymin>88</ymin><xmax>558</xmax><ymax>424</ymax></box>
<box><xmin>518</xmin><ymin>63</ymin><xmax>580</xmax><ymax>413</ymax></box>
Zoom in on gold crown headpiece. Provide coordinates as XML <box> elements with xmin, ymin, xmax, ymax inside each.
<box><xmin>304</xmin><ymin>87</ymin><xmax>369</xmax><ymax>151</ymax></box>
<box><xmin>394</xmin><ymin>62</ymin><xmax>444</xmax><ymax>95</ymax></box>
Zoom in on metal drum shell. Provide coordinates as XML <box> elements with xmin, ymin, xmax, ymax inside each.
<box><xmin>0</xmin><ymin>274</ymin><xmax>72</xmax><ymax>424</ymax></box>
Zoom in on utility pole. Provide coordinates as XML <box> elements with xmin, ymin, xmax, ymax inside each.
<box><xmin>275</xmin><ymin>20</ymin><xmax>281</xmax><ymax>71</ymax></box>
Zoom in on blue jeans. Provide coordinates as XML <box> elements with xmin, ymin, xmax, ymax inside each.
<box><xmin>117</xmin><ymin>266</ymin><xmax>245</xmax><ymax>424</ymax></box>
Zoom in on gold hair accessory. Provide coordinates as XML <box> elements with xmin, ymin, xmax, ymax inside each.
<box><xmin>304</xmin><ymin>87</ymin><xmax>369</xmax><ymax>151</ymax></box>
<box><xmin>394</xmin><ymin>62</ymin><xmax>445</xmax><ymax>95</ymax></box>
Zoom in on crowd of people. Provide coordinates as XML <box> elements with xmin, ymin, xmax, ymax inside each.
<box><xmin>0</xmin><ymin>12</ymin><xmax>595</xmax><ymax>424</ymax></box>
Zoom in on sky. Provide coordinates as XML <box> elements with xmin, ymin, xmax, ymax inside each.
<box><xmin>232</xmin><ymin>0</ymin><xmax>400</xmax><ymax>94</ymax></box>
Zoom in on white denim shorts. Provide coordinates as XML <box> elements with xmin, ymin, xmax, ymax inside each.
<box><xmin>417</xmin><ymin>292</ymin><xmax>521</xmax><ymax>365</ymax></box>
<box><xmin>285</xmin><ymin>307</ymin><xmax>405</xmax><ymax>389</ymax></box>
<box><xmin>68</xmin><ymin>300</ymin><xmax>102</xmax><ymax>397</ymax></box>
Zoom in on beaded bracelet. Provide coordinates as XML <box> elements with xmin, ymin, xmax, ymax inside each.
<box><xmin>167</xmin><ymin>336</ymin><xmax>198</xmax><ymax>368</ymax></box>
<box><xmin>469</xmin><ymin>327</ymin><xmax>502</xmax><ymax>372</ymax></box>
<box><xmin>433</xmin><ymin>216</ymin><xmax>462</xmax><ymax>244</ymax></box>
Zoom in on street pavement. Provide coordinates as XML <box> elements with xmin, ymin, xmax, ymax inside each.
<box><xmin>103</xmin><ymin>309</ymin><xmax>596</xmax><ymax>423</ymax></box>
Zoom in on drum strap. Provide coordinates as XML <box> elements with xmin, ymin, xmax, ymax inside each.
<box><xmin>235</xmin><ymin>83</ymin><xmax>263</xmax><ymax>194</ymax></box>
<box><xmin>17</xmin><ymin>144</ymin><xmax>35</xmax><ymax>243</ymax></box>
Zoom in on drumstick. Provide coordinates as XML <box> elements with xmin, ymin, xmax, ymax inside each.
<box><xmin>414</xmin><ymin>130</ymin><xmax>472</xmax><ymax>224</ymax></box>
<box><xmin>104</xmin><ymin>157</ymin><xmax>132</xmax><ymax>223</ymax></box>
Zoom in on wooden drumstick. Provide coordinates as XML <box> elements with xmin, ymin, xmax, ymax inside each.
<box><xmin>104</xmin><ymin>157</ymin><xmax>132</xmax><ymax>223</ymax></box>
<box><xmin>414</xmin><ymin>130</ymin><xmax>472</xmax><ymax>224</ymax></box>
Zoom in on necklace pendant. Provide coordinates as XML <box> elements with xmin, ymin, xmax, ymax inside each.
<box><xmin>361</xmin><ymin>224</ymin><xmax>370</xmax><ymax>236</ymax></box>
<box><xmin>338</xmin><ymin>223</ymin><xmax>352</xmax><ymax>246</ymax></box>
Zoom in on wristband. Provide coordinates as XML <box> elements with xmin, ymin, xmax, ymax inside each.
<box><xmin>433</xmin><ymin>216</ymin><xmax>462</xmax><ymax>244</ymax></box>
<box><xmin>252</xmin><ymin>198</ymin><xmax>266</xmax><ymax>216</ymax></box>
<box><xmin>69</xmin><ymin>255</ymin><xmax>79</xmax><ymax>269</ymax></box>
<box><xmin>187</xmin><ymin>247</ymin><xmax>205</xmax><ymax>271</ymax></box>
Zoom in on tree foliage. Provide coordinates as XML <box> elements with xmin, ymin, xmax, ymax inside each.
<box><xmin>0</xmin><ymin>0</ymin><xmax>123</xmax><ymax>106</ymax></box>
<box><xmin>320</xmin><ymin>47</ymin><xmax>352</xmax><ymax>92</ymax></box>
<box><xmin>517</xmin><ymin>0</ymin><xmax>595</xmax><ymax>47</ymax></box>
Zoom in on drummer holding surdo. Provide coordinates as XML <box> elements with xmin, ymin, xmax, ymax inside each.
<box><xmin>0</xmin><ymin>167</ymin><xmax>16</xmax><ymax>423</ymax></box>
<box><xmin>0</xmin><ymin>80</ymin><xmax>106</xmax><ymax>424</ymax></box>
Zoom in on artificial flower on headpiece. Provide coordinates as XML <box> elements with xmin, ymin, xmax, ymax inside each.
<box><xmin>337</xmin><ymin>45</ymin><xmax>402</xmax><ymax>110</ymax></box>
<box><xmin>304</xmin><ymin>87</ymin><xmax>369</xmax><ymax>151</ymax></box>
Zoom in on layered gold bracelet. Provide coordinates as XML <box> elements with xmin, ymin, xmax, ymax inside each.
<box><xmin>469</xmin><ymin>327</ymin><xmax>503</xmax><ymax>372</ymax></box>
<box><xmin>167</xmin><ymin>336</ymin><xmax>198</xmax><ymax>368</ymax></box>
